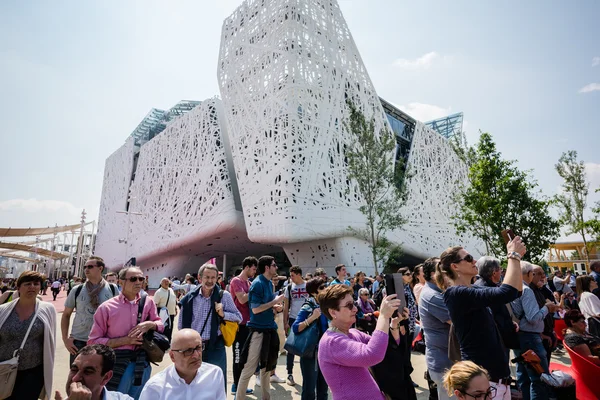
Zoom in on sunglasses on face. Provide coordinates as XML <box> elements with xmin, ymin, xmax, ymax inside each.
<box><xmin>172</xmin><ymin>344</ymin><xmax>203</xmax><ymax>357</ymax></box>
<box><xmin>127</xmin><ymin>277</ymin><xmax>145</xmax><ymax>283</ymax></box>
<box><xmin>318</xmin><ymin>284</ymin><xmax>326</xmax><ymax>290</ymax></box>
<box><xmin>340</xmin><ymin>301</ymin><xmax>356</xmax><ymax>310</ymax></box>
<box><xmin>455</xmin><ymin>254</ymin><xmax>474</xmax><ymax>263</ymax></box>
<box><xmin>83</xmin><ymin>265</ymin><xmax>97</xmax><ymax>270</ymax></box>
<box><xmin>402</xmin><ymin>272</ymin><xmax>411</xmax><ymax>276</ymax></box>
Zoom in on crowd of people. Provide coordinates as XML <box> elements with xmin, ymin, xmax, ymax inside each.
<box><xmin>1</xmin><ymin>237</ymin><xmax>600</xmax><ymax>400</ymax></box>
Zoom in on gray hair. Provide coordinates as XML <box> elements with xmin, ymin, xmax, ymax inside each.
<box><xmin>358</xmin><ymin>288</ymin><xmax>369</xmax><ymax>296</ymax></box>
<box><xmin>520</xmin><ymin>261</ymin><xmax>534</xmax><ymax>275</ymax></box>
<box><xmin>118</xmin><ymin>266</ymin><xmax>142</xmax><ymax>280</ymax></box>
<box><xmin>476</xmin><ymin>256</ymin><xmax>501</xmax><ymax>280</ymax></box>
<box><xmin>198</xmin><ymin>263</ymin><xmax>219</xmax><ymax>277</ymax></box>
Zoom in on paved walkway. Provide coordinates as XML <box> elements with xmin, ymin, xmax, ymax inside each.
<box><xmin>48</xmin><ymin>292</ymin><xmax>571</xmax><ymax>399</ymax></box>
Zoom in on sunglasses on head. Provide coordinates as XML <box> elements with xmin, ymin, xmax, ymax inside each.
<box><xmin>127</xmin><ymin>277</ymin><xmax>145</xmax><ymax>283</ymax></box>
<box><xmin>455</xmin><ymin>254</ymin><xmax>474</xmax><ymax>263</ymax></box>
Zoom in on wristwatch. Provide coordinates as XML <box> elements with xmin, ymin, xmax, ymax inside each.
<box><xmin>507</xmin><ymin>251</ymin><xmax>522</xmax><ymax>260</ymax></box>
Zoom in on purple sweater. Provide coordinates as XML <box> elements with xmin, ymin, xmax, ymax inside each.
<box><xmin>318</xmin><ymin>328</ymin><xmax>387</xmax><ymax>400</ymax></box>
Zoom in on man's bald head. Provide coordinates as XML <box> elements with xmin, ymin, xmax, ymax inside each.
<box><xmin>171</xmin><ymin>328</ymin><xmax>201</xmax><ymax>349</ymax></box>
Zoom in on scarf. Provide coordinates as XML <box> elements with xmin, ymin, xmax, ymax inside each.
<box><xmin>359</xmin><ymin>297</ymin><xmax>374</xmax><ymax>320</ymax></box>
<box><xmin>86</xmin><ymin>279</ymin><xmax>107</xmax><ymax>308</ymax></box>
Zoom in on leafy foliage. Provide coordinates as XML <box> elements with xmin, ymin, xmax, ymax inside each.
<box><xmin>344</xmin><ymin>101</ymin><xmax>406</xmax><ymax>274</ymax></box>
<box><xmin>555</xmin><ymin>151</ymin><xmax>594</xmax><ymax>263</ymax></box>
<box><xmin>453</xmin><ymin>132</ymin><xmax>559</xmax><ymax>262</ymax></box>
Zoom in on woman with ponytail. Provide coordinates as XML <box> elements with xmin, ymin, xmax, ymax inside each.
<box><xmin>436</xmin><ymin>237</ymin><xmax>526</xmax><ymax>400</ymax></box>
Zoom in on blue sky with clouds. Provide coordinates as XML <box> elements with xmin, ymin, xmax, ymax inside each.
<box><xmin>1</xmin><ymin>0</ymin><xmax>599</xmax><ymax>232</ymax></box>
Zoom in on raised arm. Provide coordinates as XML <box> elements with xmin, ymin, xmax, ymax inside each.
<box><xmin>502</xmin><ymin>237</ymin><xmax>526</xmax><ymax>293</ymax></box>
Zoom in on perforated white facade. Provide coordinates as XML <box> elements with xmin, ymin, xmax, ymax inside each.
<box><xmin>95</xmin><ymin>0</ymin><xmax>482</xmax><ymax>283</ymax></box>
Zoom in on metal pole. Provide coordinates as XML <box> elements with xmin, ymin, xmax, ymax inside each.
<box><xmin>222</xmin><ymin>254</ymin><xmax>227</xmax><ymax>277</ymax></box>
<box><xmin>75</xmin><ymin>209</ymin><xmax>87</xmax><ymax>277</ymax></box>
<box><xmin>68</xmin><ymin>231</ymin><xmax>75</xmax><ymax>278</ymax></box>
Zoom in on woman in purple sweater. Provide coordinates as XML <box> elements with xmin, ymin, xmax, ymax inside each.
<box><xmin>317</xmin><ymin>284</ymin><xmax>401</xmax><ymax>400</ymax></box>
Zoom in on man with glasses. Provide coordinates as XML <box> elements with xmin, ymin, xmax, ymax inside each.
<box><xmin>88</xmin><ymin>266</ymin><xmax>164</xmax><ymax>398</ymax></box>
<box><xmin>178</xmin><ymin>263</ymin><xmax>242</xmax><ymax>388</ymax></box>
<box><xmin>511</xmin><ymin>262</ymin><xmax>560</xmax><ymax>400</ymax></box>
<box><xmin>235</xmin><ymin>255</ymin><xmax>286</xmax><ymax>400</ymax></box>
<box><xmin>62</xmin><ymin>256</ymin><xmax>119</xmax><ymax>364</ymax></box>
<box><xmin>139</xmin><ymin>329</ymin><xmax>226</xmax><ymax>400</ymax></box>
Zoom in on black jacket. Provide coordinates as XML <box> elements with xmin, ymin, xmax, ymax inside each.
<box><xmin>371</xmin><ymin>330</ymin><xmax>417</xmax><ymax>400</ymax></box>
<box><xmin>474</xmin><ymin>277</ymin><xmax>520</xmax><ymax>350</ymax></box>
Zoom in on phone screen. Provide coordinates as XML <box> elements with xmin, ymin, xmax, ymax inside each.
<box><xmin>383</xmin><ymin>273</ymin><xmax>407</xmax><ymax>314</ymax></box>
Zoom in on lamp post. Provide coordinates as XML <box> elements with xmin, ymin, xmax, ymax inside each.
<box><xmin>74</xmin><ymin>210</ymin><xmax>87</xmax><ymax>277</ymax></box>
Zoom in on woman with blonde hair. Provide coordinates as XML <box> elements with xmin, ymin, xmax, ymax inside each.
<box><xmin>443</xmin><ymin>361</ymin><xmax>495</xmax><ymax>400</ymax></box>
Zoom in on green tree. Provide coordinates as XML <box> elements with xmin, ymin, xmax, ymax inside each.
<box><xmin>555</xmin><ymin>151</ymin><xmax>593</xmax><ymax>265</ymax></box>
<box><xmin>453</xmin><ymin>132</ymin><xmax>559</xmax><ymax>262</ymax></box>
<box><xmin>344</xmin><ymin>101</ymin><xmax>406</xmax><ymax>275</ymax></box>
<box><xmin>384</xmin><ymin>245</ymin><xmax>404</xmax><ymax>273</ymax></box>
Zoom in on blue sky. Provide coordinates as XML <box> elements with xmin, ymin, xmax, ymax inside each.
<box><xmin>1</xmin><ymin>0</ymin><xmax>599</xmax><ymax>233</ymax></box>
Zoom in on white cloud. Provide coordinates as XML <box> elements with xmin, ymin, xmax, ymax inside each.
<box><xmin>578</xmin><ymin>83</ymin><xmax>600</xmax><ymax>93</ymax></box>
<box><xmin>592</xmin><ymin>57</ymin><xmax>600</xmax><ymax>67</ymax></box>
<box><xmin>0</xmin><ymin>199</ymin><xmax>82</xmax><ymax>215</ymax></box>
<box><xmin>393</xmin><ymin>52</ymin><xmax>440</xmax><ymax>69</ymax></box>
<box><xmin>396</xmin><ymin>102</ymin><xmax>452</xmax><ymax>122</ymax></box>
<box><xmin>586</xmin><ymin>163</ymin><xmax>600</xmax><ymax>189</ymax></box>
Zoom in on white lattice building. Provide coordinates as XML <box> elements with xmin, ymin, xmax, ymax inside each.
<box><xmin>95</xmin><ymin>0</ymin><xmax>483</xmax><ymax>285</ymax></box>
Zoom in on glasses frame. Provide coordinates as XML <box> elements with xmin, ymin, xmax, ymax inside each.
<box><xmin>172</xmin><ymin>344</ymin><xmax>204</xmax><ymax>357</ymax></box>
<box><xmin>127</xmin><ymin>277</ymin><xmax>145</xmax><ymax>283</ymax></box>
<box><xmin>83</xmin><ymin>264</ymin><xmax>97</xmax><ymax>270</ymax></box>
<box><xmin>460</xmin><ymin>386</ymin><xmax>496</xmax><ymax>400</ymax></box>
<box><xmin>340</xmin><ymin>301</ymin><xmax>356</xmax><ymax>311</ymax></box>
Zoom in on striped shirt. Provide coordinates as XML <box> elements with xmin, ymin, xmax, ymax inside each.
<box><xmin>181</xmin><ymin>288</ymin><xmax>242</xmax><ymax>341</ymax></box>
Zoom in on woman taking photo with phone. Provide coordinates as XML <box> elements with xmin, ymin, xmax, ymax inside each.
<box><xmin>317</xmin><ymin>284</ymin><xmax>401</xmax><ymax>400</ymax></box>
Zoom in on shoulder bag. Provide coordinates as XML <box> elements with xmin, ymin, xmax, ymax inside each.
<box><xmin>138</xmin><ymin>295</ymin><xmax>170</xmax><ymax>364</ymax></box>
<box><xmin>284</xmin><ymin>302</ymin><xmax>320</xmax><ymax>358</ymax></box>
<box><xmin>218</xmin><ymin>290</ymin><xmax>238</xmax><ymax>347</ymax></box>
<box><xmin>0</xmin><ymin>304</ymin><xmax>40</xmax><ymax>399</ymax></box>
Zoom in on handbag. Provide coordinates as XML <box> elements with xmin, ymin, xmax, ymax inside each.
<box><xmin>138</xmin><ymin>294</ymin><xmax>170</xmax><ymax>364</ymax></box>
<box><xmin>218</xmin><ymin>290</ymin><xmax>238</xmax><ymax>347</ymax></box>
<box><xmin>284</xmin><ymin>317</ymin><xmax>320</xmax><ymax>358</ymax></box>
<box><xmin>0</xmin><ymin>304</ymin><xmax>40</xmax><ymax>399</ymax></box>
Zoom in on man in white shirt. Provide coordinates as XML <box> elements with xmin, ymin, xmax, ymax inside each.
<box><xmin>153</xmin><ymin>278</ymin><xmax>178</xmax><ymax>340</ymax></box>
<box><xmin>51</xmin><ymin>279</ymin><xmax>62</xmax><ymax>301</ymax></box>
<box><xmin>553</xmin><ymin>270</ymin><xmax>573</xmax><ymax>294</ymax></box>
<box><xmin>139</xmin><ymin>329</ymin><xmax>226</xmax><ymax>400</ymax></box>
<box><xmin>55</xmin><ymin>344</ymin><xmax>133</xmax><ymax>400</ymax></box>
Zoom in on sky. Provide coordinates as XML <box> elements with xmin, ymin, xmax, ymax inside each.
<box><xmin>1</xmin><ymin>0</ymin><xmax>599</xmax><ymax>238</ymax></box>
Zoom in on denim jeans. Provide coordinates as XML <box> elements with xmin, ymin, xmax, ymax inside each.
<box><xmin>428</xmin><ymin>370</ymin><xmax>454</xmax><ymax>400</ymax></box>
<box><xmin>117</xmin><ymin>361</ymin><xmax>151</xmax><ymax>400</ymax></box>
<box><xmin>203</xmin><ymin>335</ymin><xmax>227</xmax><ymax>390</ymax></box>
<box><xmin>299</xmin><ymin>354</ymin><xmax>328</xmax><ymax>400</ymax></box>
<box><xmin>287</xmin><ymin>318</ymin><xmax>296</xmax><ymax>374</ymax></box>
<box><xmin>516</xmin><ymin>332</ymin><xmax>549</xmax><ymax>400</ymax></box>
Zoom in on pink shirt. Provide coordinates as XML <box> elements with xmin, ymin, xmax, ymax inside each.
<box><xmin>229</xmin><ymin>277</ymin><xmax>250</xmax><ymax>324</ymax></box>
<box><xmin>88</xmin><ymin>293</ymin><xmax>164</xmax><ymax>350</ymax></box>
<box><xmin>318</xmin><ymin>329</ymin><xmax>388</xmax><ymax>400</ymax></box>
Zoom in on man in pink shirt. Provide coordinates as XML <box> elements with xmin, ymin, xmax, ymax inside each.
<box><xmin>88</xmin><ymin>266</ymin><xmax>163</xmax><ymax>399</ymax></box>
<box><xmin>228</xmin><ymin>256</ymin><xmax>258</xmax><ymax>395</ymax></box>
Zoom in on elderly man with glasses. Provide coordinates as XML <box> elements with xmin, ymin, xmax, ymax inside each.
<box><xmin>88</xmin><ymin>266</ymin><xmax>164</xmax><ymax>399</ymax></box>
<box><xmin>139</xmin><ymin>329</ymin><xmax>226</xmax><ymax>400</ymax></box>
